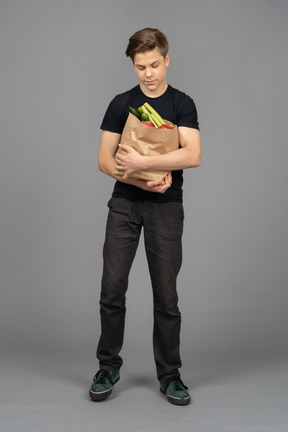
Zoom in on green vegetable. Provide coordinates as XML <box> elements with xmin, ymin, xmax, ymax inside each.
<box><xmin>137</xmin><ymin>103</ymin><xmax>173</xmax><ymax>128</ymax></box>
<box><xmin>141</xmin><ymin>112</ymin><xmax>149</xmax><ymax>122</ymax></box>
<box><xmin>129</xmin><ymin>106</ymin><xmax>141</xmax><ymax>120</ymax></box>
<box><xmin>143</xmin><ymin>102</ymin><xmax>166</xmax><ymax>126</ymax></box>
<box><xmin>140</xmin><ymin>106</ymin><xmax>155</xmax><ymax>125</ymax></box>
<box><xmin>150</xmin><ymin>113</ymin><xmax>162</xmax><ymax>128</ymax></box>
<box><xmin>137</xmin><ymin>105</ymin><xmax>157</xmax><ymax>127</ymax></box>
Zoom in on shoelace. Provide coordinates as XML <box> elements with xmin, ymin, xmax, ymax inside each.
<box><xmin>163</xmin><ymin>376</ymin><xmax>188</xmax><ymax>392</ymax></box>
<box><xmin>93</xmin><ymin>369</ymin><xmax>113</xmax><ymax>385</ymax></box>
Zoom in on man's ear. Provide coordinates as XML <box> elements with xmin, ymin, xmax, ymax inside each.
<box><xmin>165</xmin><ymin>53</ymin><xmax>170</xmax><ymax>67</ymax></box>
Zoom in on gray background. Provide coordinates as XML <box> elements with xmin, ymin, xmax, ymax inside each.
<box><xmin>1</xmin><ymin>0</ymin><xmax>288</xmax><ymax>431</ymax></box>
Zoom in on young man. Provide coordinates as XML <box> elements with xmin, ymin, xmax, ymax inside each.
<box><xmin>89</xmin><ymin>28</ymin><xmax>201</xmax><ymax>406</ymax></box>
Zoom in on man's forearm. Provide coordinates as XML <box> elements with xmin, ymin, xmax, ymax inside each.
<box><xmin>140</xmin><ymin>146</ymin><xmax>201</xmax><ymax>171</ymax></box>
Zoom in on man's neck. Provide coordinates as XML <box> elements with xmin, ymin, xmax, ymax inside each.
<box><xmin>139</xmin><ymin>81</ymin><xmax>168</xmax><ymax>98</ymax></box>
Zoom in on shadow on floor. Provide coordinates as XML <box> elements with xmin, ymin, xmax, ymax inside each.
<box><xmin>4</xmin><ymin>349</ymin><xmax>287</xmax><ymax>394</ymax></box>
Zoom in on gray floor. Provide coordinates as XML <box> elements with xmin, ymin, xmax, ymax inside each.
<box><xmin>1</xmin><ymin>350</ymin><xmax>288</xmax><ymax>432</ymax></box>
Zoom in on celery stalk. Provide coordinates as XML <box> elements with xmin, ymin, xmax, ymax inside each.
<box><xmin>141</xmin><ymin>106</ymin><xmax>157</xmax><ymax>126</ymax></box>
<box><xmin>142</xmin><ymin>106</ymin><xmax>150</xmax><ymax>115</ymax></box>
<box><xmin>150</xmin><ymin>113</ymin><xmax>161</xmax><ymax>128</ymax></box>
<box><xmin>144</xmin><ymin>103</ymin><xmax>165</xmax><ymax>125</ymax></box>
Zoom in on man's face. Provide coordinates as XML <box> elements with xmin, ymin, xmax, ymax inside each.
<box><xmin>133</xmin><ymin>48</ymin><xmax>169</xmax><ymax>95</ymax></box>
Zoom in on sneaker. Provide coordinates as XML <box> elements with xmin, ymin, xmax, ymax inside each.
<box><xmin>160</xmin><ymin>376</ymin><xmax>191</xmax><ymax>405</ymax></box>
<box><xmin>89</xmin><ymin>369</ymin><xmax>120</xmax><ymax>401</ymax></box>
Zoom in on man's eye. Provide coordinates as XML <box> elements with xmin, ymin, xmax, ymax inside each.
<box><xmin>138</xmin><ymin>67</ymin><xmax>145</xmax><ymax>71</ymax></box>
<box><xmin>152</xmin><ymin>64</ymin><xmax>159</xmax><ymax>68</ymax></box>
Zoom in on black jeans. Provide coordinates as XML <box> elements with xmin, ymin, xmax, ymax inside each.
<box><xmin>96</xmin><ymin>197</ymin><xmax>184</xmax><ymax>383</ymax></box>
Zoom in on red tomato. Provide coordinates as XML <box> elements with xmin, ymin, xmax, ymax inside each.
<box><xmin>159</xmin><ymin>124</ymin><xmax>173</xmax><ymax>129</ymax></box>
<box><xmin>142</xmin><ymin>121</ymin><xmax>155</xmax><ymax>127</ymax></box>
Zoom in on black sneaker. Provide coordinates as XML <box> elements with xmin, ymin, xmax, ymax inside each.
<box><xmin>89</xmin><ymin>369</ymin><xmax>120</xmax><ymax>401</ymax></box>
<box><xmin>160</xmin><ymin>376</ymin><xmax>191</xmax><ymax>405</ymax></box>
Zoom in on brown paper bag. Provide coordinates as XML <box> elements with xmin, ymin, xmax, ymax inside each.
<box><xmin>114</xmin><ymin>112</ymin><xmax>179</xmax><ymax>182</ymax></box>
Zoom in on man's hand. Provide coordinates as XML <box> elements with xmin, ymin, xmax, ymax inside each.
<box><xmin>144</xmin><ymin>172</ymin><xmax>172</xmax><ymax>194</ymax></box>
<box><xmin>115</xmin><ymin>144</ymin><xmax>146</xmax><ymax>179</ymax></box>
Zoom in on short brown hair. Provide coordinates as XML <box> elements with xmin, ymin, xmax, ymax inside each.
<box><xmin>125</xmin><ymin>28</ymin><xmax>169</xmax><ymax>62</ymax></box>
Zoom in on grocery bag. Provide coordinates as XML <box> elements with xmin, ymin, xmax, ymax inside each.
<box><xmin>114</xmin><ymin>112</ymin><xmax>179</xmax><ymax>182</ymax></box>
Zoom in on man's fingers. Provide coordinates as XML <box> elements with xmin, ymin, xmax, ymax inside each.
<box><xmin>115</xmin><ymin>153</ymin><xmax>124</xmax><ymax>163</ymax></box>
<box><xmin>147</xmin><ymin>178</ymin><xmax>162</xmax><ymax>187</ymax></box>
<box><xmin>121</xmin><ymin>169</ymin><xmax>133</xmax><ymax>179</ymax></box>
<box><xmin>166</xmin><ymin>172</ymin><xmax>172</xmax><ymax>184</ymax></box>
<box><xmin>118</xmin><ymin>144</ymin><xmax>131</xmax><ymax>153</ymax></box>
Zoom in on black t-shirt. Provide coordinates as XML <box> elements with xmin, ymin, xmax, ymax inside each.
<box><xmin>100</xmin><ymin>84</ymin><xmax>199</xmax><ymax>203</ymax></box>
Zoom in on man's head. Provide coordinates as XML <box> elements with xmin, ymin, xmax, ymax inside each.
<box><xmin>126</xmin><ymin>28</ymin><xmax>170</xmax><ymax>96</ymax></box>
<box><xmin>125</xmin><ymin>28</ymin><xmax>169</xmax><ymax>63</ymax></box>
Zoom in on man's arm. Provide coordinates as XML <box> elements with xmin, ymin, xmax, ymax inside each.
<box><xmin>115</xmin><ymin>127</ymin><xmax>201</xmax><ymax>179</ymax></box>
<box><xmin>98</xmin><ymin>131</ymin><xmax>172</xmax><ymax>193</ymax></box>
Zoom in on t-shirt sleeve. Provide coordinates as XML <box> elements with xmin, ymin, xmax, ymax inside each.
<box><xmin>100</xmin><ymin>96</ymin><xmax>124</xmax><ymax>134</ymax></box>
<box><xmin>177</xmin><ymin>95</ymin><xmax>200</xmax><ymax>130</ymax></box>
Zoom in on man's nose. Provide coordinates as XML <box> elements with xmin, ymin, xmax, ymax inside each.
<box><xmin>145</xmin><ymin>68</ymin><xmax>153</xmax><ymax>78</ymax></box>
